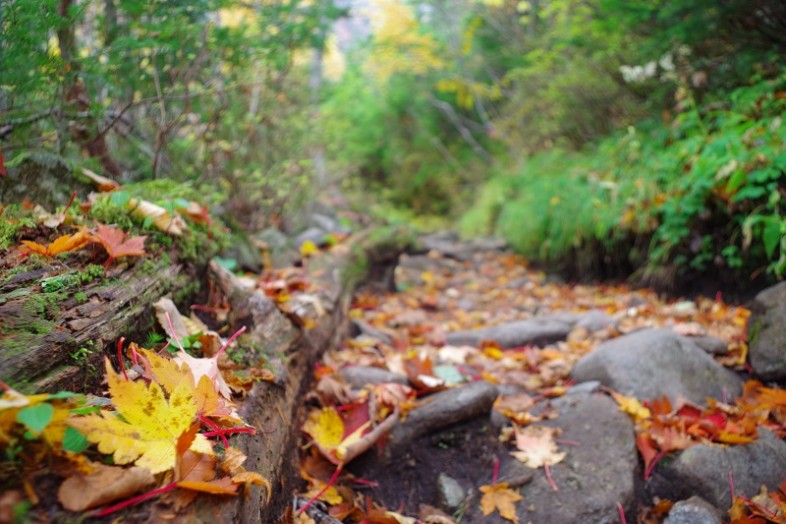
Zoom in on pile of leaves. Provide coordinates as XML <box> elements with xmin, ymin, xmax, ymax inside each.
<box><xmin>614</xmin><ymin>381</ymin><xmax>786</xmax><ymax>480</ymax></box>
<box><xmin>294</xmin><ymin>249</ymin><xmax>754</xmax><ymax>523</ymax></box>
<box><xmin>0</xmin><ymin>323</ymin><xmax>267</xmax><ymax>519</ymax></box>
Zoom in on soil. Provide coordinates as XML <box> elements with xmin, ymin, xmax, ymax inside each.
<box><xmin>348</xmin><ymin>418</ymin><xmax>504</xmax><ymax>515</ymax></box>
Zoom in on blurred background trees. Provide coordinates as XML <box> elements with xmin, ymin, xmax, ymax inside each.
<box><xmin>2</xmin><ymin>0</ymin><xmax>786</xmax><ymax>287</ymax></box>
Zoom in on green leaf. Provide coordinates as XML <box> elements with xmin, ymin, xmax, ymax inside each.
<box><xmin>763</xmin><ymin>217</ymin><xmax>783</xmax><ymax>259</ymax></box>
<box><xmin>16</xmin><ymin>403</ymin><xmax>54</xmax><ymax>434</ymax></box>
<box><xmin>109</xmin><ymin>191</ymin><xmax>130</xmax><ymax>207</ymax></box>
<box><xmin>726</xmin><ymin>169</ymin><xmax>746</xmax><ymax>194</ymax></box>
<box><xmin>62</xmin><ymin>426</ymin><xmax>89</xmax><ymax>453</ymax></box>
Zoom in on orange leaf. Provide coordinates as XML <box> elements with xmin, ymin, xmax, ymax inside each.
<box><xmin>88</xmin><ymin>224</ymin><xmax>146</xmax><ymax>265</ymax></box>
<box><xmin>176</xmin><ymin>477</ymin><xmax>238</xmax><ymax>495</ymax></box>
<box><xmin>21</xmin><ymin>231</ymin><xmax>90</xmax><ymax>257</ymax></box>
<box><xmin>479</xmin><ymin>482</ymin><xmax>522</xmax><ymax>523</ymax></box>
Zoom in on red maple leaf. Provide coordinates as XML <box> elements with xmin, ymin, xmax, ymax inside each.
<box><xmin>88</xmin><ymin>224</ymin><xmax>147</xmax><ymax>267</ymax></box>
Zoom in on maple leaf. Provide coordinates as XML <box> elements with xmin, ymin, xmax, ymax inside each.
<box><xmin>479</xmin><ymin>482</ymin><xmax>522</xmax><ymax>524</ymax></box>
<box><xmin>20</xmin><ymin>231</ymin><xmax>90</xmax><ymax>257</ymax></box>
<box><xmin>302</xmin><ymin>406</ymin><xmax>374</xmax><ymax>465</ymax></box>
<box><xmin>68</xmin><ymin>359</ymin><xmax>212</xmax><ymax>474</ymax></box>
<box><xmin>510</xmin><ymin>425</ymin><xmax>566</xmax><ymax>468</ymax></box>
<box><xmin>88</xmin><ymin>224</ymin><xmax>146</xmax><ymax>267</ymax></box>
<box><xmin>0</xmin><ymin>149</ymin><xmax>6</xmax><ymax>178</ymax></box>
<box><xmin>610</xmin><ymin>390</ymin><xmax>651</xmax><ymax>423</ymax></box>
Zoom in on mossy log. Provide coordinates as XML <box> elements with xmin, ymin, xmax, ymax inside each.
<box><xmin>0</xmin><ymin>258</ymin><xmax>194</xmax><ymax>393</ymax></box>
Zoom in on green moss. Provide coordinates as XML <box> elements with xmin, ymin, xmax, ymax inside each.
<box><xmin>172</xmin><ymin>278</ymin><xmax>201</xmax><ymax>305</ymax></box>
<box><xmin>74</xmin><ymin>292</ymin><xmax>88</xmax><ymax>304</ymax></box>
<box><xmin>0</xmin><ymin>204</ymin><xmax>36</xmax><ymax>250</ymax></box>
<box><xmin>89</xmin><ymin>195</ymin><xmax>136</xmax><ymax>231</ymax></box>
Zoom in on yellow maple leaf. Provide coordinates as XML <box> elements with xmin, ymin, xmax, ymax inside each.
<box><xmin>302</xmin><ymin>407</ymin><xmax>373</xmax><ymax>464</ymax></box>
<box><xmin>609</xmin><ymin>390</ymin><xmax>652</xmax><ymax>423</ymax></box>
<box><xmin>68</xmin><ymin>359</ymin><xmax>212</xmax><ymax>473</ymax></box>
<box><xmin>300</xmin><ymin>240</ymin><xmax>319</xmax><ymax>257</ymax></box>
<box><xmin>479</xmin><ymin>482</ymin><xmax>522</xmax><ymax>523</ymax></box>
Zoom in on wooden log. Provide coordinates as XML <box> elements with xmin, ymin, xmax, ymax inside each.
<box><xmin>0</xmin><ymin>258</ymin><xmax>194</xmax><ymax>393</ymax></box>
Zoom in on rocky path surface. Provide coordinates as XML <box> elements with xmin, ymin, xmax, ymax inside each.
<box><xmin>295</xmin><ymin>233</ymin><xmax>786</xmax><ymax>524</ymax></box>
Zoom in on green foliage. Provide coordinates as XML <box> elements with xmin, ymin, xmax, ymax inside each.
<box><xmin>467</xmin><ymin>73</ymin><xmax>786</xmax><ymax>277</ymax></box>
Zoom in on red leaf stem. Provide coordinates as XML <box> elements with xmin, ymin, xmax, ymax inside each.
<box><xmin>94</xmin><ymin>481</ymin><xmax>177</xmax><ymax>517</ymax></box>
<box><xmin>297</xmin><ymin>465</ymin><xmax>343</xmax><ymax>516</ymax></box>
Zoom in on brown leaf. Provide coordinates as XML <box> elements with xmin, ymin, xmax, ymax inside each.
<box><xmin>81</xmin><ymin>168</ymin><xmax>120</xmax><ymax>192</ymax></box>
<box><xmin>57</xmin><ymin>463</ymin><xmax>154</xmax><ymax>512</ymax></box>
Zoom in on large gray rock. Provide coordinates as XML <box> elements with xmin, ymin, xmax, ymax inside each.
<box><xmin>748</xmin><ymin>282</ymin><xmax>786</xmax><ymax>380</ymax></box>
<box><xmin>571</xmin><ymin>328</ymin><xmax>742</xmax><ymax>404</ymax></box>
<box><xmin>445</xmin><ymin>315</ymin><xmax>576</xmax><ymax>349</ymax></box>
<box><xmin>663</xmin><ymin>496</ymin><xmax>722</xmax><ymax>524</ymax></box>
<box><xmin>467</xmin><ymin>392</ymin><xmax>638</xmax><ymax>523</ymax></box>
<box><xmin>649</xmin><ymin>430</ymin><xmax>786</xmax><ymax>509</ymax></box>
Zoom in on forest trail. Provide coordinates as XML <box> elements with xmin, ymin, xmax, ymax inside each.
<box><xmin>295</xmin><ymin>233</ymin><xmax>777</xmax><ymax>524</ymax></box>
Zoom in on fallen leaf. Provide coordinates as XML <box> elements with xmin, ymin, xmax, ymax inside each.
<box><xmin>57</xmin><ymin>463</ymin><xmax>154</xmax><ymax>512</ymax></box>
<box><xmin>68</xmin><ymin>359</ymin><xmax>212</xmax><ymax>473</ymax></box>
<box><xmin>479</xmin><ymin>482</ymin><xmax>522</xmax><ymax>523</ymax></box>
<box><xmin>610</xmin><ymin>390</ymin><xmax>652</xmax><ymax>423</ymax></box>
<box><xmin>88</xmin><ymin>224</ymin><xmax>146</xmax><ymax>266</ymax></box>
<box><xmin>300</xmin><ymin>240</ymin><xmax>319</xmax><ymax>257</ymax></box>
<box><xmin>81</xmin><ymin>168</ymin><xmax>120</xmax><ymax>192</ymax></box>
<box><xmin>127</xmin><ymin>197</ymin><xmax>186</xmax><ymax>236</ymax></box>
<box><xmin>21</xmin><ymin>231</ymin><xmax>90</xmax><ymax>257</ymax></box>
<box><xmin>510</xmin><ymin>425</ymin><xmax>566</xmax><ymax>468</ymax></box>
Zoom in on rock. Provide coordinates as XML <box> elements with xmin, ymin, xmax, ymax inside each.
<box><xmin>748</xmin><ymin>282</ymin><xmax>786</xmax><ymax>381</ymax></box>
<box><xmin>575</xmin><ymin>310</ymin><xmax>616</xmax><ymax>332</ymax></box>
<box><xmin>350</xmin><ymin>319</ymin><xmax>394</xmax><ymax>345</ymax></box>
<box><xmin>436</xmin><ymin>473</ymin><xmax>466</xmax><ymax>512</ymax></box>
<box><xmin>571</xmin><ymin>328</ymin><xmax>742</xmax><ymax>404</ymax></box>
<box><xmin>254</xmin><ymin>228</ymin><xmax>299</xmax><ymax>268</ymax></box>
<box><xmin>567</xmin><ymin>381</ymin><xmax>602</xmax><ymax>396</ymax></box>
<box><xmin>295</xmin><ymin>227</ymin><xmax>328</xmax><ymax>248</ymax></box>
<box><xmin>387</xmin><ymin>381</ymin><xmax>498</xmax><ymax>452</ymax></box>
<box><xmin>445</xmin><ymin>315</ymin><xmax>576</xmax><ymax>349</ymax></box>
<box><xmin>338</xmin><ymin>366</ymin><xmax>409</xmax><ymax>389</ymax></box>
<box><xmin>689</xmin><ymin>335</ymin><xmax>729</xmax><ymax>355</ymax></box>
<box><xmin>468</xmin><ymin>391</ymin><xmax>638</xmax><ymax>523</ymax></box>
<box><xmin>311</xmin><ymin>213</ymin><xmax>350</xmax><ymax>234</ymax></box>
<box><xmin>650</xmin><ymin>429</ymin><xmax>786</xmax><ymax>509</ymax></box>
<box><xmin>663</xmin><ymin>496</ymin><xmax>723</xmax><ymax>524</ymax></box>
<box><xmin>418</xmin><ymin>232</ymin><xmax>506</xmax><ymax>261</ymax></box>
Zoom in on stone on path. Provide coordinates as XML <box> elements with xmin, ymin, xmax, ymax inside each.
<box><xmin>338</xmin><ymin>366</ymin><xmax>409</xmax><ymax>389</ymax></box>
<box><xmin>445</xmin><ymin>316</ymin><xmax>576</xmax><ymax>349</ymax></box>
<box><xmin>386</xmin><ymin>381</ymin><xmax>498</xmax><ymax>452</ymax></box>
<box><xmin>571</xmin><ymin>328</ymin><xmax>742</xmax><ymax>404</ymax></box>
<box><xmin>663</xmin><ymin>496</ymin><xmax>723</xmax><ymax>524</ymax></box>
<box><xmin>649</xmin><ymin>429</ymin><xmax>786</xmax><ymax>509</ymax></box>
<box><xmin>436</xmin><ymin>473</ymin><xmax>466</xmax><ymax>512</ymax></box>
<box><xmin>748</xmin><ymin>281</ymin><xmax>786</xmax><ymax>381</ymax></box>
<box><xmin>469</xmin><ymin>391</ymin><xmax>638</xmax><ymax>523</ymax></box>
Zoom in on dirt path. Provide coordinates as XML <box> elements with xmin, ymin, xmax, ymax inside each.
<box><xmin>296</xmin><ymin>237</ymin><xmax>754</xmax><ymax>523</ymax></box>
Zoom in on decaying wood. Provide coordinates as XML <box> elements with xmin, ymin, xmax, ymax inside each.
<box><xmin>0</xmin><ymin>259</ymin><xmax>192</xmax><ymax>393</ymax></box>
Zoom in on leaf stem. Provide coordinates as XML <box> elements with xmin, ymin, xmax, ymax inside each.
<box><xmin>201</xmin><ymin>427</ymin><xmax>256</xmax><ymax>439</ymax></box>
<box><xmin>544</xmin><ymin>463</ymin><xmax>558</xmax><ymax>491</ymax></box>
<box><xmin>117</xmin><ymin>337</ymin><xmax>128</xmax><ymax>380</ymax></box>
<box><xmin>297</xmin><ymin>465</ymin><xmax>343</xmax><ymax>516</ymax></box>
<box><xmin>217</xmin><ymin>325</ymin><xmax>247</xmax><ymax>357</ymax></box>
<box><xmin>94</xmin><ymin>481</ymin><xmax>177</xmax><ymax>517</ymax></box>
<box><xmin>616</xmin><ymin>501</ymin><xmax>626</xmax><ymax>524</ymax></box>
<box><xmin>492</xmin><ymin>455</ymin><xmax>500</xmax><ymax>484</ymax></box>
